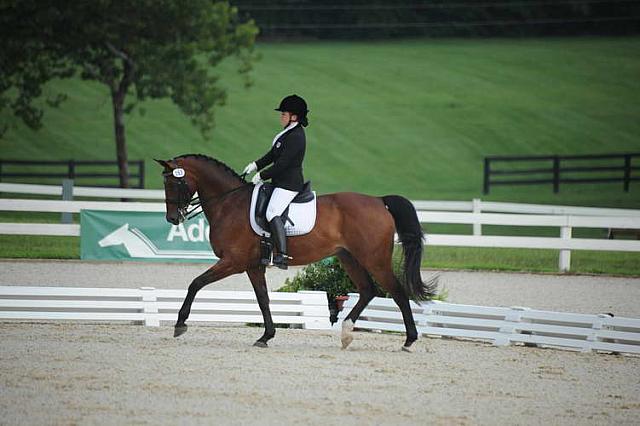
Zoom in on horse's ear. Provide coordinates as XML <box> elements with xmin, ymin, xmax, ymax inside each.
<box><xmin>154</xmin><ymin>159</ymin><xmax>170</xmax><ymax>169</ymax></box>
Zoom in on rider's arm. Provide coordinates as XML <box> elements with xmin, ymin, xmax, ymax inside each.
<box><xmin>255</xmin><ymin>149</ymin><xmax>274</xmax><ymax>171</ymax></box>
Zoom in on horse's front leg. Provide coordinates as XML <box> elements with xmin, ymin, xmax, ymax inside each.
<box><xmin>174</xmin><ymin>259</ymin><xmax>238</xmax><ymax>337</ymax></box>
<box><xmin>246</xmin><ymin>266</ymin><xmax>275</xmax><ymax>348</ymax></box>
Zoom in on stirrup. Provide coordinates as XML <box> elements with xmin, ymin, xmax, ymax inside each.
<box><xmin>272</xmin><ymin>253</ymin><xmax>291</xmax><ymax>270</ymax></box>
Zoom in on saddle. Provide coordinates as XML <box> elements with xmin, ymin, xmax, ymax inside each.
<box><xmin>250</xmin><ymin>181</ymin><xmax>317</xmax><ymax>266</ymax></box>
<box><xmin>254</xmin><ymin>181</ymin><xmax>314</xmax><ymax>231</ymax></box>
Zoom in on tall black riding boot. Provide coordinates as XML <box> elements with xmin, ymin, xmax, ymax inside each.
<box><xmin>269</xmin><ymin>216</ymin><xmax>290</xmax><ymax>270</ymax></box>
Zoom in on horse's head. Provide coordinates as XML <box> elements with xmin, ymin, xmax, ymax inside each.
<box><xmin>155</xmin><ymin>158</ymin><xmax>196</xmax><ymax>225</ymax></box>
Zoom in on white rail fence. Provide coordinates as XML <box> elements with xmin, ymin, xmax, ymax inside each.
<box><xmin>1</xmin><ymin>182</ymin><xmax>639</xmax><ymax>271</ymax></box>
<box><xmin>336</xmin><ymin>294</ymin><xmax>640</xmax><ymax>355</ymax></box>
<box><xmin>0</xmin><ymin>286</ymin><xmax>331</xmax><ymax>330</ymax></box>
<box><xmin>3</xmin><ymin>285</ymin><xmax>639</xmax><ymax>356</ymax></box>
<box><xmin>0</xmin><ymin>182</ymin><xmax>165</xmax><ymax>199</ymax></box>
<box><xmin>419</xmin><ymin>211</ymin><xmax>640</xmax><ymax>271</ymax></box>
<box><xmin>2</xmin><ymin>181</ymin><xmax>639</xmax><ymax>216</ymax></box>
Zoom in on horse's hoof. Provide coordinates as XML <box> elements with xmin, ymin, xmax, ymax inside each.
<box><xmin>341</xmin><ymin>319</ymin><xmax>354</xmax><ymax>350</ymax></box>
<box><xmin>253</xmin><ymin>341</ymin><xmax>268</xmax><ymax>348</ymax></box>
<box><xmin>401</xmin><ymin>345</ymin><xmax>414</xmax><ymax>353</ymax></box>
<box><xmin>341</xmin><ymin>335</ymin><xmax>354</xmax><ymax>350</ymax></box>
<box><xmin>174</xmin><ymin>324</ymin><xmax>188</xmax><ymax>338</ymax></box>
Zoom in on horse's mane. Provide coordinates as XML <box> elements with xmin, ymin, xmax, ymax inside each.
<box><xmin>173</xmin><ymin>154</ymin><xmax>246</xmax><ymax>183</ymax></box>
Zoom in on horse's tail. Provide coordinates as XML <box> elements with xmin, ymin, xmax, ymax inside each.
<box><xmin>382</xmin><ymin>195</ymin><xmax>438</xmax><ymax>302</ymax></box>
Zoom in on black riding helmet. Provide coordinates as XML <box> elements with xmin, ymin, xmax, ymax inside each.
<box><xmin>275</xmin><ymin>94</ymin><xmax>309</xmax><ymax>127</ymax></box>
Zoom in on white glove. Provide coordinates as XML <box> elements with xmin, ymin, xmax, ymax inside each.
<box><xmin>251</xmin><ymin>173</ymin><xmax>262</xmax><ymax>185</ymax></box>
<box><xmin>243</xmin><ymin>162</ymin><xmax>257</xmax><ymax>175</ymax></box>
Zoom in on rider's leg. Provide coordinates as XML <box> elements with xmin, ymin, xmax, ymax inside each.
<box><xmin>268</xmin><ymin>216</ymin><xmax>289</xmax><ymax>269</ymax></box>
<box><xmin>266</xmin><ymin>187</ymin><xmax>298</xmax><ymax>269</ymax></box>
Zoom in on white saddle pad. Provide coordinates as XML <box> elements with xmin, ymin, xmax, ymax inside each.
<box><xmin>249</xmin><ymin>182</ymin><xmax>317</xmax><ymax>237</ymax></box>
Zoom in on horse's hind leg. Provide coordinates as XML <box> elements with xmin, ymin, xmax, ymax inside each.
<box><xmin>246</xmin><ymin>266</ymin><xmax>275</xmax><ymax>348</ymax></box>
<box><xmin>369</xmin><ymin>267</ymin><xmax>419</xmax><ymax>352</ymax></box>
<box><xmin>336</xmin><ymin>250</ymin><xmax>377</xmax><ymax>349</ymax></box>
<box><xmin>174</xmin><ymin>259</ymin><xmax>239</xmax><ymax>337</ymax></box>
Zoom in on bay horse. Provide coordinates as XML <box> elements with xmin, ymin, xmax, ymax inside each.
<box><xmin>155</xmin><ymin>154</ymin><xmax>437</xmax><ymax>351</ymax></box>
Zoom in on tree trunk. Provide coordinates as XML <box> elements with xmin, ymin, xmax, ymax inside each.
<box><xmin>108</xmin><ymin>50</ymin><xmax>135</xmax><ymax>189</ymax></box>
<box><xmin>111</xmin><ymin>88</ymin><xmax>129</xmax><ymax>189</ymax></box>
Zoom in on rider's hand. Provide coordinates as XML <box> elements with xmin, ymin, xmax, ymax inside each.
<box><xmin>251</xmin><ymin>173</ymin><xmax>262</xmax><ymax>185</ymax></box>
<box><xmin>243</xmin><ymin>162</ymin><xmax>257</xmax><ymax>175</ymax></box>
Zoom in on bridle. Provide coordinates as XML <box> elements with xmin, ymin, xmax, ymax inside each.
<box><xmin>163</xmin><ymin>169</ymin><xmax>249</xmax><ymax>223</ymax></box>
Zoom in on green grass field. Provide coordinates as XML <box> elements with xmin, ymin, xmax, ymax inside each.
<box><xmin>3</xmin><ymin>37</ymin><xmax>639</xmax><ymax>205</ymax></box>
<box><xmin>1</xmin><ymin>37</ymin><xmax>639</xmax><ymax>271</ymax></box>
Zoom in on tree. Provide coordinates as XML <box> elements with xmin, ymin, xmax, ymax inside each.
<box><xmin>0</xmin><ymin>0</ymin><xmax>258</xmax><ymax>187</ymax></box>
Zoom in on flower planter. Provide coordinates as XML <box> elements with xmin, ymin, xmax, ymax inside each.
<box><xmin>335</xmin><ymin>295</ymin><xmax>349</xmax><ymax>312</ymax></box>
<box><xmin>329</xmin><ymin>295</ymin><xmax>350</xmax><ymax>324</ymax></box>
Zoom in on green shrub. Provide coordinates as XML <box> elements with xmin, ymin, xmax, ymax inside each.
<box><xmin>279</xmin><ymin>257</ymin><xmax>358</xmax><ymax>300</ymax></box>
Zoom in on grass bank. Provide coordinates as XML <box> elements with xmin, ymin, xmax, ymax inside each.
<box><xmin>2</xmin><ymin>37</ymin><xmax>639</xmax><ymax>207</ymax></box>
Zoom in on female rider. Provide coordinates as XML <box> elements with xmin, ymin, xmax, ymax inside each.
<box><xmin>243</xmin><ymin>94</ymin><xmax>309</xmax><ymax>269</ymax></box>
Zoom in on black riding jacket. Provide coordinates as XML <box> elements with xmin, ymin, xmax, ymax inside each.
<box><xmin>255</xmin><ymin>124</ymin><xmax>306</xmax><ymax>192</ymax></box>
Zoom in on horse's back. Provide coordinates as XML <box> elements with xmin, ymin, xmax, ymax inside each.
<box><xmin>317</xmin><ymin>191</ymin><xmax>386</xmax><ymax>208</ymax></box>
<box><xmin>316</xmin><ymin>191</ymin><xmax>395</xmax><ymax>235</ymax></box>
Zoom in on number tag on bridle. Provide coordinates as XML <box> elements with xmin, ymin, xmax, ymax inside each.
<box><xmin>172</xmin><ymin>168</ymin><xmax>185</xmax><ymax>178</ymax></box>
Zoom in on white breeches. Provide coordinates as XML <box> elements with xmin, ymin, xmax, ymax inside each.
<box><xmin>266</xmin><ymin>187</ymin><xmax>298</xmax><ymax>222</ymax></box>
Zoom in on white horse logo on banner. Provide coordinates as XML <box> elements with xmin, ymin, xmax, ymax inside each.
<box><xmin>98</xmin><ymin>223</ymin><xmax>216</xmax><ymax>260</ymax></box>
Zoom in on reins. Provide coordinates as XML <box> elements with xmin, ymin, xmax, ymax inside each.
<box><xmin>183</xmin><ymin>182</ymin><xmax>249</xmax><ymax>220</ymax></box>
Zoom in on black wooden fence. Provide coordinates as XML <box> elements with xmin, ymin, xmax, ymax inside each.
<box><xmin>483</xmin><ymin>153</ymin><xmax>639</xmax><ymax>194</ymax></box>
<box><xmin>235</xmin><ymin>1</ymin><xmax>640</xmax><ymax>40</ymax></box>
<box><xmin>0</xmin><ymin>159</ymin><xmax>145</xmax><ymax>188</ymax></box>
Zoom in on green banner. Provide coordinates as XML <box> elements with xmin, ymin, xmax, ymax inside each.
<box><xmin>81</xmin><ymin>210</ymin><xmax>218</xmax><ymax>263</ymax></box>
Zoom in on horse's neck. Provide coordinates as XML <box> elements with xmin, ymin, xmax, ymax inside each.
<box><xmin>190</xmin><ymin>162</ymin><xmax>240</xmax><ymax>198</ymax></box>
<box><xmin>197</xmin><ymin>176</ymin><xmax>241</xmax><ymax>199</ymax></box>
<box><xmin>191</xmin><ymin>165</ymin><xmax>247</xmax><ymax>225</ymax></box>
